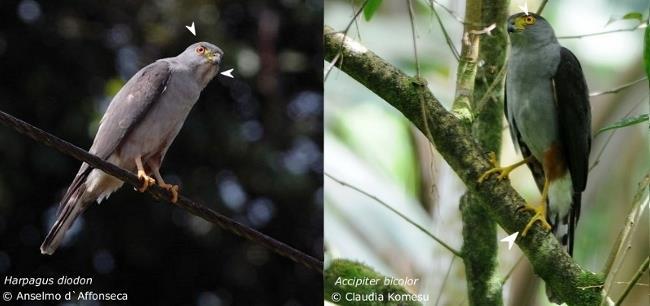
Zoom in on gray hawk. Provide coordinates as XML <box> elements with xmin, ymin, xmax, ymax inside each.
<box><xmin>479</xmin><ymin>13</ymin><xmax>591</xmax><ymax>256</ymax></box>
<box><xmin>41</xmin><ymin>42</ymin><xmax>223</xmax><ymax>255</ymax></box>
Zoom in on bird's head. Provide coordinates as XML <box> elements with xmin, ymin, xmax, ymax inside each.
<box><xmin>507</xmin><ymin>13</ymin><xmax>557</xmax><ymax>46</ymax></box>
<box><xmin>179</xmin><ymin>42</ymin><xmax>224</xmax><ymax>87</ymax></box>
<box><xmin>181</xmin><ymin>42</ymin><xmax>223</xmax><ymax>66</ymax></box>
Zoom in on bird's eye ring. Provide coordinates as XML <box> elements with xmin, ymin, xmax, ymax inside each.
<box><xmin>195</xmin><ymin>46</ymin><xmax>205</xmax><ymax>54</ymax></box>
<box><xmin>524</xmin><ymin>16</ymin><xmax>536</xmax><ymax>25</ymax></box>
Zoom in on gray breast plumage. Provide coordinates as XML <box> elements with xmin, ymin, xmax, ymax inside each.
<box><xmin>117</xmin><ymin>58</ymin><xmax>201</xmax><ymax>165</ymax></box>
<box><xmin>506</xmin><ymin>42</ymin><xmax>561</xmax><ymax>162</ymax></box>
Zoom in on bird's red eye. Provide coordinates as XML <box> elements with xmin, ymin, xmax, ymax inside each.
<box><xmin>195</xmin><ymin>46</ymin><xmax>205</xmax><ymax>54</ymax></box>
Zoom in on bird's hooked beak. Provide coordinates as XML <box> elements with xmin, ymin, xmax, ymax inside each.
<box><xmin>205</xmin><ymin>49</ymin><xmax>223</xmax><ymax>65</ymax></box>
<box><xmin>507</xmin><ymin>16</ymin><xmax>526</xmax><ymax>33</ymax></box>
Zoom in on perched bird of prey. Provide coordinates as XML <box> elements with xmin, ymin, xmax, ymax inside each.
<box><xmin>479</xmin><ymin>13</ymin><xmax>591</xmax><ymax>255</ymax></box>
<box><xmin>41</xmin><ymin>42</ymin><xmax>223</xmax><ymax>255</ymax></box>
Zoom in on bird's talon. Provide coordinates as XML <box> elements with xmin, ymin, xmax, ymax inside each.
<box><xmin>137</xmin><ymin>170</ymin><xmax>156</xmax><ymax>192</ymax></box>
<box><xmin>520</xmin><ymin>203</ymin><xmax>552</xmax><ymax>236</ymax></box>
<box><xmin>159</xmin><ymin>183</ymin><xmax>179</xmax><ymax>203</ymax></box>
<box><xmin>478</xmin><ymin>152</ymin><xmax>505</xmax><ymax>183</ymax></box>
<box><xmin>478</xmin><ymin>153</ymin><xmax>530</xmax><ymax>183</ymax></box>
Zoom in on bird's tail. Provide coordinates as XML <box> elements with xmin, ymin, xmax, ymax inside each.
<box><xmin>546</xmin><ymin>193</ymin><xmax>581</xmax><ymax>303</ymax></box>
<box><xmin>551</xmin><ymin>193</ymin><xmax>580</xmax><ymax>256</ymax></box>
<box><xmin>40</xmin><ymin>170</ymin><xmax>92</xmax><ymax>255</ymax></box>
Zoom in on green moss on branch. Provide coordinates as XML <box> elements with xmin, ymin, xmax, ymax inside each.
<box><xmin>324</xmin><ymin>26</ymin><xmax>603</xmax><ymax>306</ymax></box>
<box><xmin>324</xmin><ymin>259</ymin><xmax>423</xmax><ymax>306</ymax></box>
<box><xmin>458</xmin><ymin>1</ymin><xmax>509</xmax><ymax>305</ymax></box>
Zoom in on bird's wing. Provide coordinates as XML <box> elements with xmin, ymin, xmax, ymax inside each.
<box><xmin>90</xmin><ymin>60</ymin><xmax>172</xmax><ymax>160</ymax></box>
<box><xmin>504</xmin><ymin>79</ymin><xmax>520</xmax><ymax>152</ymax></box>
<box><xmin>505</xmin><ymin>80</ymin><xmax>545</xmax><ymax>191</ymax></box>
<box><xmin>552</xmin><ymin>47</ymin><xmax>591</xmax><ymax>255</ymax></box>
<box><xmin>552</xmin><ymin>47</ymin><xmax>591</xmax><ymax>193</ymax></box>
<box><xmin>56</xmin><ymin>61</ymin><xmax>171</xmax><ymax>212</ymax></box>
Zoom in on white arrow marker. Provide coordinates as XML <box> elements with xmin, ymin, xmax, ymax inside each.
<box><xmin>220</xmin><ymin>68</ymin><xmax>234</xmax><ymax>78</ymax></box>
<box><xmin>500</xmin><ymin>232</ymin><xmax>519</xmax><ymax>250</ymax></box>
<box><xmin>186</xmin><ymin>22</ymin><xmax>196</xmax><ymax>36</ymax></box>
<box><xmin>519</xmin><ymin>1</ymin><xmax>529</xmax><ymax>15</ymax></box>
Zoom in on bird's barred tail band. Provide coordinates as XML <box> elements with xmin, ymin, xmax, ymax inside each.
<box><xmin>40</xmin><ymin>183</ymin><xmax>89</xmax><ymax>255</ymax></box>
<box><xmin>552</xmin><ymin>214</ymin><xmax>571</xmax><ymax>254</ymax></box>
<box><xmin>567</xmin><ymin>193</ymin><xmax>581</xmax><ymax>256</ymax></box>
<box><xmin>550</xmin><ymin>193</ymin><xmax>580</xmax><ymax>257</ymax></box>
<box><xmin>547</xmin><ymin>194</ymin><xmax>579</xmax><ymax>304</ymax></box>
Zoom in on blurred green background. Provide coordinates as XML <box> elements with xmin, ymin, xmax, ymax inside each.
<box><xmin>324</xmin><ymin>0</ymin><xmax>648</xmax><ymax>305</ymax></box>
<box><xmin>0</xmin><ymin>0</ymin><xmax>323</xmax><ymax>305</ymax></box>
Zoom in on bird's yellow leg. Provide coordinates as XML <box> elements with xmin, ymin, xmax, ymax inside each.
<box><xmin>478</xmin><ymin>153</ymin><xmax>533</xmax><ymax>183</ymax></box>
<box><xmin>520</xmin><ymin>177</ymin><xmax>552</xmax><ymax>236</ymax></box>
<box><xmin>135</xmin><ymin>156</ymin><xmax>155</xmax><ymax>192</ymax></box>
<box><xmin>151</xmin><ymin>168</ymin><xmax>179</xmax><ymax>204</ymax></box>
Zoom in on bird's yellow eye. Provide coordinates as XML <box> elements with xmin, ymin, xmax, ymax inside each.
<box><xmin>524</xmin><ymin>15</ymin><xmax>536</xmax><ymax>25</ymax></box>
<box><xmin>195</xmin><ymin>46</ymin><xmax>205</xmax><ymax>54</ymax></box>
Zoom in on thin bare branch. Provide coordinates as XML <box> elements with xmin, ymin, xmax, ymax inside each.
<box><xmin>324</xmin><ymin>172</ymin><xmax>463</xmax><ymax>257</ymax></box>
<box><xmin>429</xmin><ymin>0</ymin><xmax>465</xmax><ymax>24</ymax></box>
<box><xmin>589</xmin><ymin>96</ymin><xmax>648</xmax><ymax>171</ymax></box>
<box><xmin>559</xmin><ymin>24</ymin><xmax>647</xmax><ymax>39</ymax></box>
<box><xmin>590</xmin><ymin>77</ymin><xmax>648</xmax><ymax>97</ymax></box>
<box><xmin>475</xmin><ymin>64</ymin><xmax>507</xmax><ymax>114</ymax></box>
<box><xmin>537</xmin><ymin>0</ymin><xmax>550</xmax><ymax>14</ymax></box>
<box><xmin>502</xmin><ymin>255</ymin><xmax>525</xmax><ymax>283</ymax></box>
<box><xmin>407</xmin><ymin>0</ymin><xmax>421</xmax><ymax>76</ymax></box>
<box><xmin>435</xmin><ymin>256</ymin><xmax>457</xmax><ymax>306</ymax></box>
<box><xmin>342</xmin><ymin>0</ymin><xmax>368</xmax><ymax>36</ymax></box>
<box><xmin>324</xmin><ymin>52</ymin><xmax>340</xmax><ymax>80</ymax></box>
<box><xmin>324</xmin><ymin>0</ymin><xmax>368</xmax><ymax>82</ymax></box>
<box><xmin>615</xmin><ymin>256</ymin><xmax>649</xmax><ymax>306</ymax></box>
<box><xmin>0</xmin><ymin>109</ymin><xmax>323</xmax><ymax>273</ymax></box>
<box><xmin>427</xmin><ymin>0</ymin><xmax>460</xmax><ymax>61</ymax></box>
<box><xmin>601</xmin><ymin>174</ymin><xmax>649</xmax><ymax>305</ymax></box>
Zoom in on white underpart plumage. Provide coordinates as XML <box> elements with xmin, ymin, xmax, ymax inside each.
<box><xmin>548</xmin><ymin>172</ymin><xmax>572</xmax><ymax>220</ymax></box>
<box><xmin>86</xmin><ymin>154</ymin><xmax>125</xmax><ymax>204</ymax></box>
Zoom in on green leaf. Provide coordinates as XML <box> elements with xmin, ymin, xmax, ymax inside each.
<box><xmin>363</xmin><ymin>0</ymin><xmax>383</xmax><ymax>21</ymax></box>
<box><xmin>606</xmin><ymin>12</ymin><xmax>645</xmax><ymax>26</ymax></box>
<box><xmin>595</xmin><ymin>114</ymin><xmax>649</xmax><ymax>137</ymax></box>
<box><xmin>622</xmin><ymin>12</ymin><xmax>643</xmax><ymax>21</ymax></box>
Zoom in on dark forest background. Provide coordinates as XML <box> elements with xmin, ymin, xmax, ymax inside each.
<box><xmin>0</xmin><ymin>0</ymin><xmax>323</xmax><ymax>305</ymax></box>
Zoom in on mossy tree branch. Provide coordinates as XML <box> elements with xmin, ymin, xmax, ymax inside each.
<box><xmin>324</xmin><ymin>259</ymin><xmax>423</xmax><ymax>306</ymax></box>
<box><xmin>324</xmin><ymin>26</ymin><xmax>603</xmax><ymax>306</ymax></box>
<box><xmin>457</xmin><ymin>0</ymin><xmax>509</xmax><ymax>305</ymax></box>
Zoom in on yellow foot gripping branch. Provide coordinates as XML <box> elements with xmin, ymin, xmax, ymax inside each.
<box><xmin>478</xmin><ymin>152</ymin><xmax>533</xmax><ymax>183</ymax></box>
<box><xmin>137</xmin><ymin>170</ymin><xmax>156</xmax><ymax>192</ymax></box>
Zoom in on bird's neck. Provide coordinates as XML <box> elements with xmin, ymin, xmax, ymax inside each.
<box><xmin>194</xmin><ymin>64</ymin><xmax>219</xmax><ymax>89</ymax></box>
<box><xmin>510</xmin><ymin>34</ymin><xmax>558</xmax><ymax>51</ymax></box>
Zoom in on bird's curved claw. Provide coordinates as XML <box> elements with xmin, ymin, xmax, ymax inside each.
<box><xmin>478</xmin><ymin>152</ymin><xmax>506</xmax><ymax>183</ymax></box>
<box><xmin>159</xmin><ymin>183</ymin><xmax>179</xmax><ymax>203</ymax></box>
<box><xmin>137</xmin><ymin>170</ymin><xmax>156</xmax><ymax>192</ymax></box>
<box><xmin>519</xmin><ymin>202</ymin><xmax>552</xmax><ymax>236</ymax></box>
<box><xmin>478</xmin><ymin>152</ymin><xmax>531</xmax><ymax>183</ymax></box>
